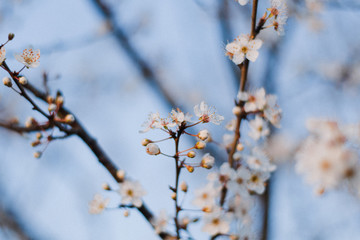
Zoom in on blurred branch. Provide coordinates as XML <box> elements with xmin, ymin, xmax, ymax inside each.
<box><xmin>0</xmin><ymin>121</ymin><xmax>51</xmax><ymax>134</ymax></box>
<box><xmin>0</xmin><ymin>205</ymin><xmax>32</xmax><ymax>240</ymax></box>
<box><xmin>90</xmin><ymin>0</ymin><xmax>177</xmax><ymax>108</ymax></box>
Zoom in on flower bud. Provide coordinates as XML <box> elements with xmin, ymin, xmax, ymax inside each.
<box><xmin>236</xmin><ymin>143</ymin><xmax>244</xmax><ymax>151</ymax></box>
<box><xmin>232</xmin><ymin>106</ymin><xmax>242</xmax><ymax>115</ymax></box>
<box><xmin>195</xmin><ymin>141</ymin><xmax>206</xmax><ymax>149</ymax></box>
<box><xmin>8</xmin><ymin>33</ymin><xmax>15</xmax><ymax>41</ymax></box>
<box><xmin>146</xmin><ymin>143</ymin><xmax>160</xmax><ymax>155</ymax></box>
<box><xmin>47</xmin><ymin>96</ymin><xmax>54</xmax><ymax>104</ymax></box>
<box><xmin>141</xmin><ymin>138</ymin><xmax>152</xmax><ymax>146</ymax></box>
<box><xmin>123</xmin><ymin>210</ymin><xmax>130</xmax><ymax>217</ymax></box>
<box><xmin>187</xmin><ymin>151</ymin><xmax>196</xmax><ymax>158</ymax></box>
<box><xmin>56</xmin><ymin>96</ymin><xmax>64</xmax><ymax>106</ymax></box>
<box><xmin>33</xmin><ymin>151</ymin><xmax>41</xmax><ymax>158</ymax></box>
<box><xmin>2</xmin><ymin>77</ymin><xmax>12</xmax><ymax>87</ymax></box>
<box><xmin>48</xmin><ymin>103</ymin><xmax>57</xmax><ymax>113</ymax></box>
<box><xmin>185</xmin><ymin>164</ymin><xmax>194</xmax><ymax>173</ymax></box>
<box><xmin>200</xmin><ymin>153</ymin><xmax>215</xmax><ymax>169</ymax></box>
<box><xmin>36</xmin><ymin>132</ymin><xmax>43</xmax><ymax>140</ymax></box>
<box><xmin>102</xmin><ymin>183</ymin><xmax>111</xmax><ymax>191</ymax></box>
<box><xmin>202</xmin><ymin>206</ymin><xmax>212</xmax><ymax>213</ymax></box>
<box><xmin>19</xmin><ymin>76</ymin><xmax>27</xmax><ymax>85</ymax></box>
<box><xmin>116</xmin><ymin>169</ymin><xmax>126</xmax><ymax>181</ymax></box>
<box><xmin>198</xmin><ymin>129</ymin><xmax>210</xmax><ymax>141</ymax></box>
<box><xmin>65</xmin><ymin>114</ymin><xmax>75</xmax><ymax>123</ymax></box>
<box><xmin>171</xmin><ymin>192</ymin><xmax>177</xmax><ymax>200</ymax></box>
<box><xmin>10</xmin><ymin>118</ymin><xmax>19</xmax><ymax>125</ymax></box>
<box><xmin>180</xmin><ymin>181</ymin><xmax>188</xmax><ymax>192</ymax></box>
<box><xmin>25</xmin><ymin>117</ymin><xmax>36</xmax><ymax>128</ymax></box>
<box><xmin>31</xmin><ymin>140</ymin><xmax>41</xmax><ymax>147</ymax></box>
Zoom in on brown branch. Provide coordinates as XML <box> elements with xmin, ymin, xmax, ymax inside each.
<box><xmin>0</xmin><ymin>205</ymin><xmax>33</xmax><ymax>240</ymax></box>
<box><xmin>0</xmin><ymin>69</ymin><xmax>172</xmax><ymax>239</ymax></box>
<box><xmin>0</xmin><ymin>121</ymin><xmax>51</xmax><ymax>134</ymax></box>
<box><xmin>90</xmin><ymin>0</ymin><xmax>177</xmax><ymax>108</ymax></box>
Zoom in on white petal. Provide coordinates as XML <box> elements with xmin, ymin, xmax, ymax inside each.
<box><xmin>232</xmin><ymin>53</ymin><xmax>245</xmax><ymax>65</ymax></box>
<box><xmin>246</xmin><ymin>50</ymin><xmax>259</xmax><ymax>62</ymax></box>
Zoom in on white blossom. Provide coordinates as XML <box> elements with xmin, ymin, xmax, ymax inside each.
<box><xmin>192</xmin><ymin>183</ymin><xmax>219</xmax><ymax>209</ymax></box>
<box><xmin>152</xmin><ymin>210</ymin><xmax>168</xmax><ymax>234</ymax></box>
<box><xmin>0</xmin><ymin>47</ymin><xmax>6</xmax><ymax>64</ymax></box>
<box><xmin>88</xmin><ymin>194</ymin><xmax>109</xmax><ymax>214</ymax></box>
<box><xmin>201</xmin><ymin>153</ymin><xmax>215</xmax><ymax>169</ymax></box>
<box><xmin>246</xmin><ymin>147</ymin><xmax>276</xmax><ymax>172</ymax></box>
<box><xmin>226</xmin><ymin>35</ymin><xmax>262</xmax><ymax>65</ymax></box>
<box><xmin>248</xmin><ymin>116</ymin><xmax>270</xmax><ymax>140</ymax></box>
<box><xmin>202</xmin><ymin>208</ymin><xmax>232</xmax><ymax>236</ymax></box>
<box><xmin>170</xmin><ymin>108</ymin><xmax>192</xmax><ymax>126</ymax></box>
<box><xmin>238</xmin><ymin>88</ymin><xmax>267</xmax><ymax>112</ymax></box>
<box><xmin>237</xmin><ymin>0</ymin><xmax>249</xmax><ymax>6</ymax></box>
<box><xmin>140</xmin><ymin>112</ymin><xmax>161</xmax><ymax>133</ymax></box>
<box><xmin>14</xmin><ymin>48</ymin><xmax>40</xmax><ymax>68</ymax></box>
<box><xmin>228</xmin><ymin>166</ymin><xmax>251</xmax><ymax>196</ymax></box>
<box><xmin>247</xmin><ymin>171</ymin><xmax>270</xmax><ymax>194</ymax></box>
<box><xmin>118</xmin><ymin>180</ymin><xmax>146</xmax><ymax>207</ymax></box>
<box><xmin>146</xmin><ymin>143</ymin><xmax>161</xmax><ymax>155</ymax></box>
<box><xmin>194</xmin><ymin>101</ymin><xmax>224</xmax><ymax>125</ymax></box>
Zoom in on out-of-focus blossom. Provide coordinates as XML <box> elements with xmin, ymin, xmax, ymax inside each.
<box><xmin>89</xmin><ymin>194</ymin><xmax>109</xmax><ymax>214</ymax></box>
<box><xmin>248</xmin><ymin>116</ymin><xmax>270</xmax><ymax>140</ymax></box>
<box><xmin>202</xmin><ymin>208</ymin><xmax>232</xmax><ymax>236</ymax></box>
<box><xmin>118</xmin><ymin>180</ymin><xmax>146</xmax><ymax>207</ymax></box>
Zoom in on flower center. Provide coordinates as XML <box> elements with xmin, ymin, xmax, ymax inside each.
<box><xmin>241</xmin><ymin>46</ymin><xmax>248</xmax><ymax>53</ymax></box>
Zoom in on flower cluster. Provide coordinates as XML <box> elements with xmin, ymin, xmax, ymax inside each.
<box><xmin>296</xmin><ymin>119</ymin><xmax>360</xmax><ymax>195</ymax></box>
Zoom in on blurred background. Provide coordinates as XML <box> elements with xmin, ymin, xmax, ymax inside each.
<box><xmin>0</xmin><ymin>0</ymin><xmax>360</xmax><ymax>239</ymax></box>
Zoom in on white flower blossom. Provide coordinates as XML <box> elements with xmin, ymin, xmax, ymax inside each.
<box><xmin>228</xmin><ymin>166</ymin><xmax>251</xmax><ymax>196</ymax></box>
<box><xmin>248</xmin><ymin>116</ymin><xmax>270</xmax><ymax>140</ymax></box>
<box><xmin>263</xmin><ymin>94</ymin><xmax>282</xmax><ymax>128</ymax></box>
<box><xmin>192</xmin><ymin>183</ymin><xmax>219</xmax><ymax>209</ymax></box>
<box><xmin>194</xmin><ymin>101</ymin><xmax>224</xmax><ymax>125</ymax></box>
<box><xmin>237</xmin><ymin>0</ymin><xmax>249</xmax><ymax>6</ymax></box>
<box><xmin>201</xmin><ymin>153</ymin><xmax>215</xmax><ymax>169</ymax></box>
<box><xmin>226</xmin><ymin>35</ymin><xmax>262</xmax><ymax>65</ymax></box>
<box><xmin>118</xmin><ymin>180</ymin><xmax>146</xmax><ymax>207</ymax></box>
<box><xmin>170</xmin><ymin>108</ymin><xmax>192</xmax><ymax>126</ymax></box>
<box><xmin>202</xmin><ymin>208</ymin><xmax>232</xmax><ymax>236</ymax></box>
<box><xmin>238</xmin><ymin>88</ymin><xmax>267</xmax><ymax>112</ymax></box>
<box><xmin>14</xmin><ymin>48</ymin><xmax>40</xmax><ymax>68</ymax></box>
<box><xmin>152</xmin><ymin>210</ymin><xmax>168</xmax><ymax>234</ymax></box>
<box><xmin>140</xmin><ymin>112</ymin><xmax>160</xmax><ymax>133</ymax></box>
<box><xmin>246</xmin><ymin>147</ymin><xmax>276</xmax><ymax>172</ymax></box>
<box><xmin>88</xmin><ymin>194</ymin><xmax>109</xmax><ymax>214</ymax></box>
<box><xmin>247</xmin><ymin>171</ymin><xmax>270</xmax><ymax>194</ymax></box>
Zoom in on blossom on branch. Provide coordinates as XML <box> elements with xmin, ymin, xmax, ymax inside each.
<box><xmin>89</xmin><ymin>194</ymin><xmax>109</xmax><ymax>214</ymax></box>
<box><xmin>0</xmin><ymin>47</ymin><xmax>6</xmax><ymax>64</ymax></box>
<box><xmin>118</xmin><ymin>180</ymin><xmax>146</xmax><ymax>207</ymax></box>
<box><xmin>14</xmin><ymin>48</ymin><xmax>40</xmax><ymax>68</ymax></box>
<box><xmin>226</xmin><ymin>35</ymin><xmax>262</xmax><ymax>65</ymax></box>
<box><xmin>194</xmin><ymin>101</ymin><xmax>224</xmax><ymax>125</ymax></box>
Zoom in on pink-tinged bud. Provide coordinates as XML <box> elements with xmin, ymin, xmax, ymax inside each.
<box><xmin>102</xmin><ymin>183</ymin><xmax>111</xmax><ymax>191</ymax></box>
<box><xmin>141</xmin><ymin>138</ymin><xmax>152</xmax><ymax>146</ymax></box>
<box><xmin>31</xmin><ymin>140</ymin><xmax>41</xmax><ymax>147</ymax></box>
<box><xmin>198</xmin><ymin>129</ymin><xmax>210</xmax><ymax>141</ymax></box>
<box><xmin>19</xmin><ymin>76</ymin><xmax>27</xmax><ymax>85</ymax></box>
<box><xmin>65</xmin><ymin>114</ymin><xmax>75</xmax><ymax>123</ymax></box>
<box><xmin>123</xmin><ymin>210</ymin><xmax>130</xmax><ymax>217</ymax></box>
<box><xmin>180</xmin><ymin>181</ymin><xmax>188</xmax><ymax>192</ymax></box>
<box><xmin>202</xmin><ymin>206</ymin><xmax>212</xmax><ymax>213</ymax></box>
<box><xmin>2</xmin><ymin>77</ymin><xmax>12</xmax><ymax>87</ymax></box>
<box><xmin>25</xmin><ymin>117</ymin><xmax>36</xmax><ymax>128</ymax></box>
<box><xmin>47</xmin><ymin>96</ymin><xmax>54</xmax><ymax>104</ymax></box>
<box><xmin>195</xmin><ymin>141</ymin><xmax>206</xmax><ymax>149</ymax></box>
<box><xmin>146</xmin><ymin>143</ymin><xmax>160</xmax><ymax>155</ymax></box>
<box><xmin>171</xmin><ymin>192</ymin><xmax>177</xmax><ymax>200</ymax></box>
<box><xmin>116</xmin><ymin>169</ymin><xmax>126</xmax><ymax>181</ymax></box>
<box><xmin>56</xmin><ymin>96</ymin><xmax>64</xmax><ymax>106</ymax></box>
<box><xmin>33</xmin><ymin>151</ymin><xmax>41</xmax><ymax>158</ymax></box>
<box><xmin>200</xmin><ymin>153</ymin><xmax>215</xmax><ymax>169</ymax></box>
<box><xmin>236</xmin><ymin>143</ymin><xmax>244</xmax><ymax>151</ymax></box>
<box><xmin>36</xmin><ymin>132</ymin><xmax>43</xmax><ymax>140</ymax></box>
<box><xmin>187</xmin><ymin>151</ymin><xmax>196</xmax><ymax>158</ymax></box>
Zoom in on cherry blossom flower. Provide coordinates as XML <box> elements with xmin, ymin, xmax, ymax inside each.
<box><xmin>140</xmin><ymin>112</ymin><xmax>160</xmax><ymax>133</ymax></box>
<box><xmin>263</xmin><ymin>94</ymin><xmax>282</xmax><ymax>128</ymax></box>
<box><xmin>246</xmin><ymin>147</ymin><xmax>276</xmax><ymax>172</ymax></box>
<box><xmin>118</xmin><ymin>180</ymin><xmax>146</xmax><ymax>207</ymax></box>
<box><xmin>247</xmin><ymin>171</ymin><xmax>270</xmax><ymax>194</ymax></box>
<box><xmin>152</xmin><ymin>210</ymin><xmax>168</xmax><ymax>234</ymax></box>
<box><xmin>0</xmin><ymin>47</ymin><xmax>6</xmax><ymax>65</ymax></box>
<box><xmin>14</xmin><ymin>48</ymin><xmax>40</xmax><ymax>68</ymax></box>
<box><xmin>226</xmin><ymin>35</ymin><xmax>262</xmax><ymax>65</ymax></box>
<box><xmin>198</xmin><ymin>129</ymin><xmax>211</xmax><ymax>141</ymax></box>
<box><xmin>200</xmin><ymin>153</ymin><xmax>215</xmax><ymax>169</ymax></box>
<box><xmin>170</xmin><ymin>108</ymin><xmax>192</xmax><ymax>126</ymax></box>
<box><xmin>192</xmin><ymin>183</ymin><xmax>219</xmax><ymax>209</ymax></box>
<box><xmin>248</xmin><ymin>116</ymin><xmax>270</xmax><ymax>140</ymax></box>
<box><xmin>228</xmin><ymin>166</ymin><xmax>251</xmax><ymax>196</ymax></box>
<box><xmin>202</xmin><ymin>208</ymin><xmax>232</xmax><ymax>236</ymax></box>
<box><xmin>194</xmin><ymin>101</ymin><xmax>224</xmax><ymax>125</ymax></box>
<box><xmin>89</xmin><ymin>194</ymin><xmax>109</xmax><ymax>214</ymax></box>
<box><xmin>238</xmin><ymin>88</ymin><xmax>267</xmax><ymax>112</ymax></box>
